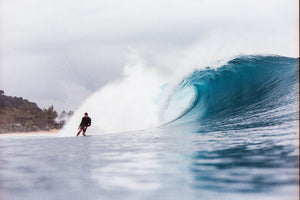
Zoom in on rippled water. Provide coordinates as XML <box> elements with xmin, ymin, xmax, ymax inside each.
<box><xmin>0</xmin><ymin>120</ymin><xmax>298</xmax><ymax>200</ymax></box>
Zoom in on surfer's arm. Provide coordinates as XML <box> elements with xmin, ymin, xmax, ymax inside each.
<box><xmin>88</xmin><ymin>119</ymin><xmax>91</xmax><ymax>127</ymax></box>
<box><xmin>79</xmin><ymin>118</ymin><xmax>84</xmax><ymax>128</ymax></box>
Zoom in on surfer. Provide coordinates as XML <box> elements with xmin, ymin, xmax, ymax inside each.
<box><xmin>77</xmin><ymin>112</ymin><xmax>91</xmax><ymax>136</ymax></box>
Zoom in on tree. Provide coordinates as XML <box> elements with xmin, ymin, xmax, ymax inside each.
<box><xmin>0</xmin><ymin>93</ymin><xmax>63</xmax><ymax>133</ymax></box>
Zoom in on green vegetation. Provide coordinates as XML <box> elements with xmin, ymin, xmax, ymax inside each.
<box><xmin>0</xmin><ymin>90</ymin><xmax>71</xmax><ymax>133</ymax></box>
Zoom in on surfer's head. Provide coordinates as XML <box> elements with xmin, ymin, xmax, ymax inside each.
<box><xmin>84</xmin><ymin>112</ymin><xmax>88</xmax><ymax>117</ymax></box>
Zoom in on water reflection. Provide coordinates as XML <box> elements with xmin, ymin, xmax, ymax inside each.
<box><xmin>190</xmin><ymin>143</ymin><xmax>298</xmax><ymax>193</ymax></box>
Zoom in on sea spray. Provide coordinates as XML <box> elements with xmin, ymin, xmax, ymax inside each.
<box><xmin>60</xmin><ymin>51</ymin><xmax>165</xmax><ymax>136</ymax></box>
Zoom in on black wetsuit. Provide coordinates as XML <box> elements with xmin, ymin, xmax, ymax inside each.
<box><xmin>79</xmin><ymin>117</ymin><xmax>91</xmax><ymax>132</ymax></box>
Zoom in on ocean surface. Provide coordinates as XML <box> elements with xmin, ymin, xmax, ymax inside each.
<box><xmin>0</xmin><ymin>55</ymin><xmax>299</xmax><ymax>200</ymax></box>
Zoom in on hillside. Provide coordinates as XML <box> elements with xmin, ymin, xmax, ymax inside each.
<box><xmin>0</xmin><ymin>90</ymin><xmax>65</xmax><ymax>133</ymax></box>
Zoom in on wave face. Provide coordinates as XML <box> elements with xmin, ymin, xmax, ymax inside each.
<box><xmin>161</xmin><ymin>55</ymin><xmax>299</xmax><ymax>130</ymax></box>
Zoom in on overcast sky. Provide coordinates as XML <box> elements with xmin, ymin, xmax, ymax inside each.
<box><xmin>0</xmin><ymin>0</ymin><xmax>298</xmax><ymax>112</ymax></box>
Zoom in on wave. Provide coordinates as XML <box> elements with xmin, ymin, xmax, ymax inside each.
<box><xmin>161</xmin><ymin>55</ymin><xmax>299</xmax><ymax>128</ymax></box>
<box><xmin>61</xmin><ymin>55</ymin><xmax>298</xmax><ymax>136</ymax></box>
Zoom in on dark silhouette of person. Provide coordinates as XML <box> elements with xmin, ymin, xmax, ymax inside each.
<box><xmin>77</xmin><ymin>112</ymin><xmax>91</xmax><ymax>136</ymax></box>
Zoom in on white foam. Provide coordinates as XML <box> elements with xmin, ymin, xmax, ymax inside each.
<box><xmin>60</xmin><ymin>51</ymin><xmax>165</xmax><ymax>136</ymax></box>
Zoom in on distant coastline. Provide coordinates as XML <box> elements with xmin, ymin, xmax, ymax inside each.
<box><xmin>0</xmin><ymin>90</ymin><xmax>72</xmax><ymax>134</ymax></box>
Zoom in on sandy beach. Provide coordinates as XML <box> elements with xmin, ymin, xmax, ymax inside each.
<box><xmin>0</xmin><ymin>129</ymin><xmax>59</xmax><ymax>137</ymax></box>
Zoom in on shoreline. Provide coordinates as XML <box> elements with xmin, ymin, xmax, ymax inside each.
<box><xmin>0</xmin><ymin>129</ymin><xmax>59</xmax><ymax>137</ymax></box>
